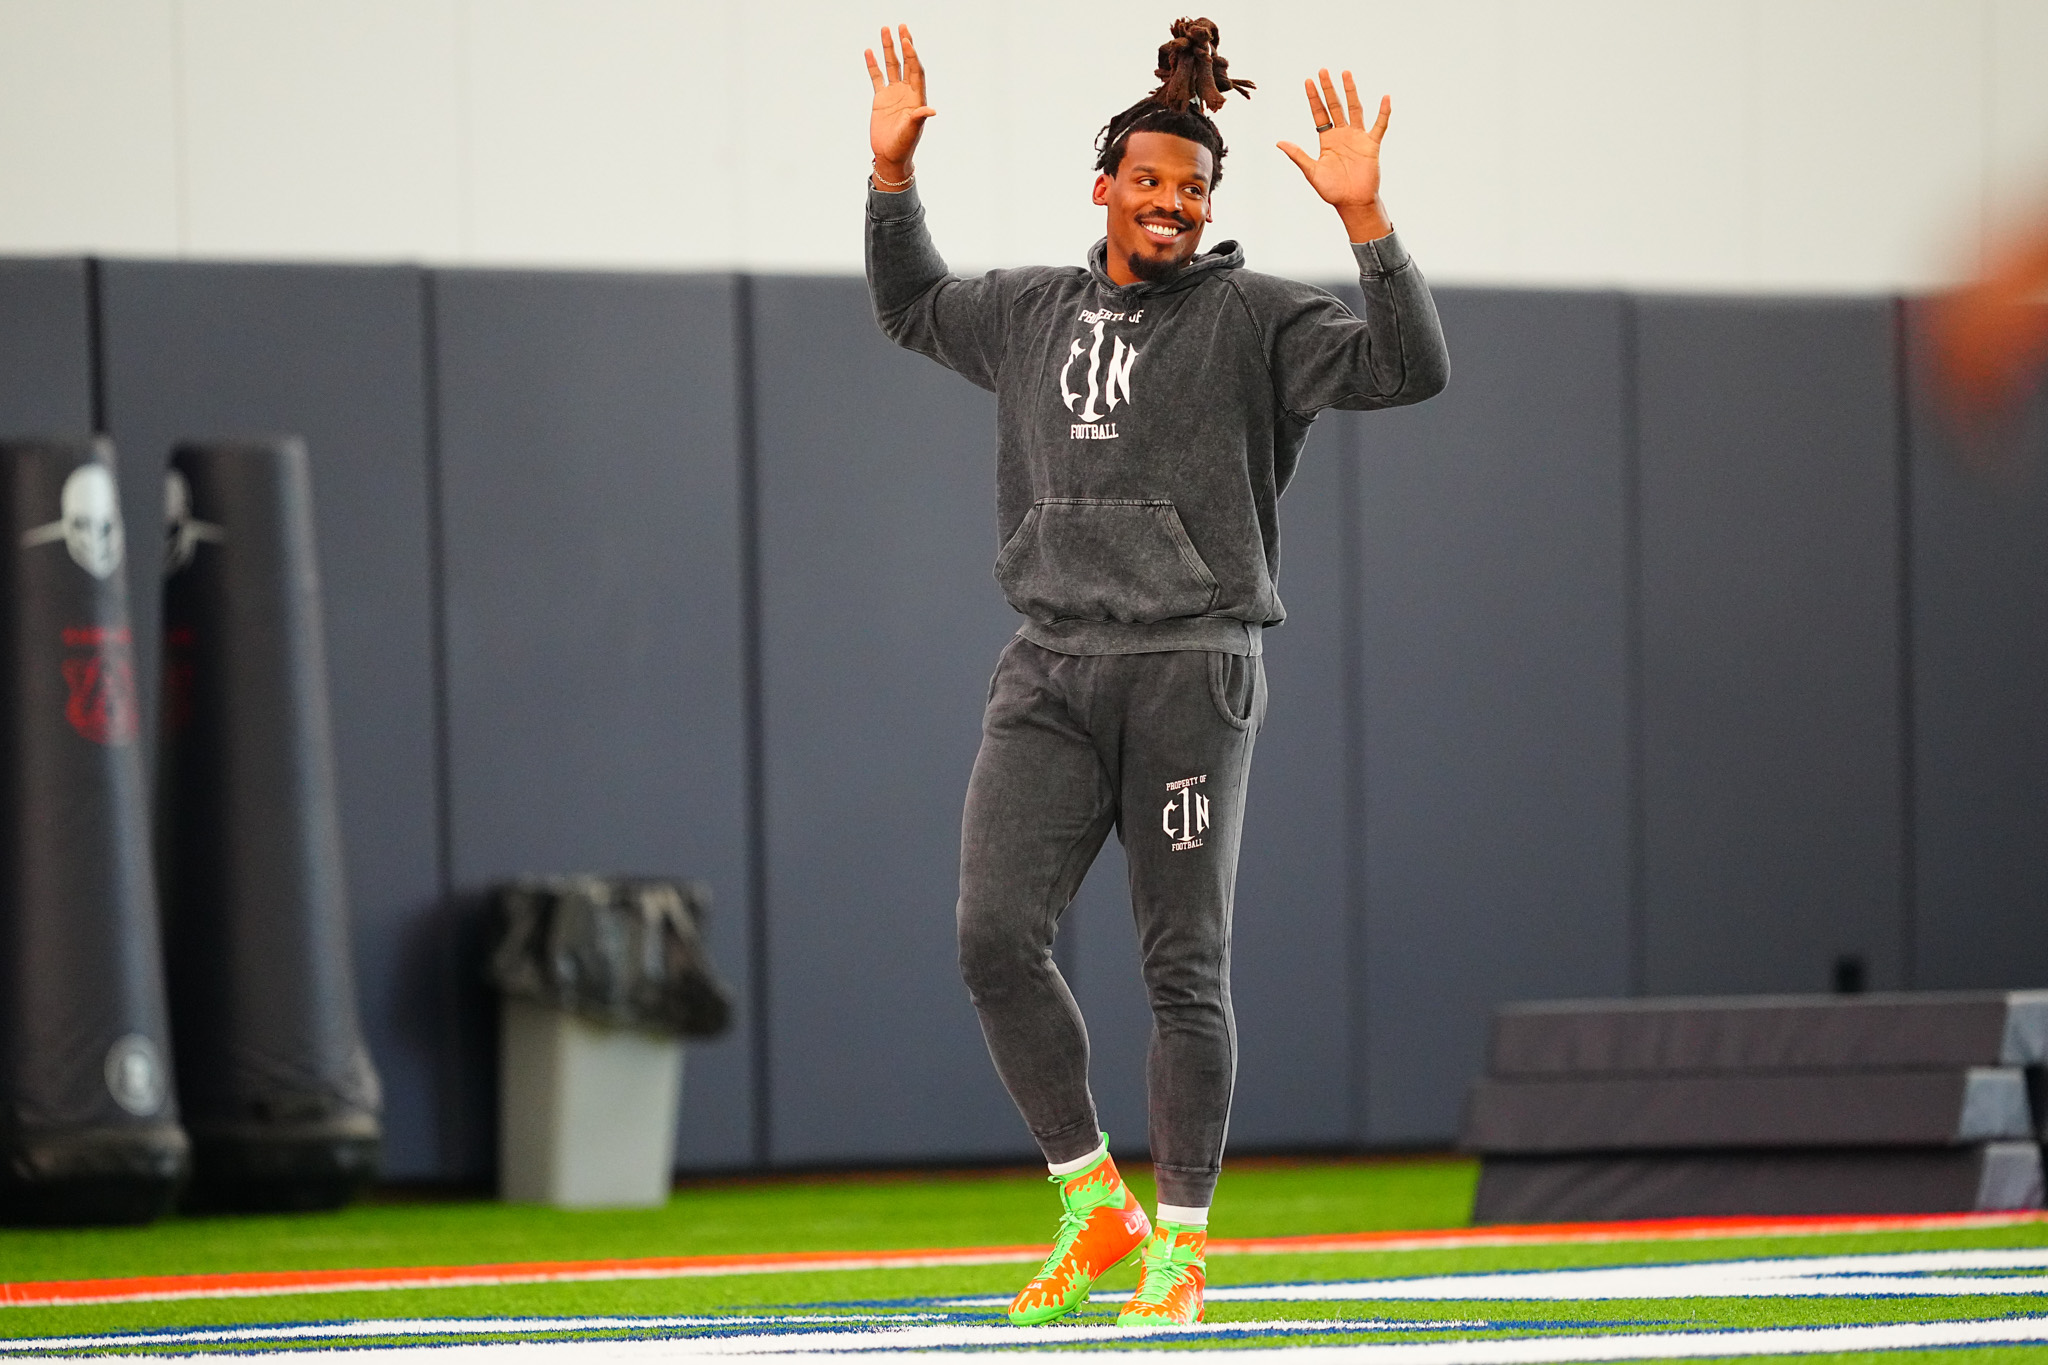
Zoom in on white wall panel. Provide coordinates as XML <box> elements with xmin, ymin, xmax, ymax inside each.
<box><xmin>724</xmin><ymin>2</ymin><xmax>1044</xmax><ymax>276</ymax></box>
<box><xmin>1356</xmin><ymin>1</ymin><xmax>1515</xmax><ymax>285</ymax></box>
<box><xmin>1749</xmin><ymin>0</ymin><xmax>1985</xmax><ymax>292</ymax></box>
<box><xmin>903</xmin><ymin>0</ymin><xmax>1519</xmax><ymax>285</ymax></box>
<box><xmin>1187</xmin><ymin>0</ymin><xmax>1515</xmax><ymax>286</ymax></box>
<box><xmin>180</xmin><ymin>0</ymin><xmax>463</xmax><ymax>260</ymax></box>
<box><xmin>0</xmin><ymin>0</ymin><xmax>179</xmax><ymax>254</ymax></box>
<box><xmin>463</xmin><ymin>0</ymin><xmax>732</xmax><ymax>268</ymax></box>
<box><xmin>947</xmin><ymin>0</ymin><xmax>1162</xmax><ymax>276</ymax></box>
<box><xmin>1989</xmin><ymin>0</ymin><xmax>2048</xmax><ymax>236</ymax></box>
<box><xmin>1508</xmin><ymin>3</ymin><xmax>1749</xmax><ymax>290</ymax></box>
<box><xmin>726</xmin><ymin>3</ymin><xmax>897</xmax><ymax>274</ymax></box>
<box><xmin>0</xmin><ymin>0</ymin><xmax>2030</xmax><ymax>290</ymax></box>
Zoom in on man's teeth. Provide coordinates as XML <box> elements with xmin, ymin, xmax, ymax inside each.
<box><xmin>1142</xmin><ymin>222</ymin><xmax>1181</xmax><ymax>238</ymax></box>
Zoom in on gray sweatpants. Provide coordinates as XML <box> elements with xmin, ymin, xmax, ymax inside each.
<box><xmin>957</xmin><ymin>638</ymin><xmax>1266</xmax><ymax>1208</ymax></box>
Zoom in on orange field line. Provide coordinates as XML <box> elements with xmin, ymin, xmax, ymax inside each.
<box><xmin>2</xmin><ymin>1209</ymin><xmax>2040</xmax><ymax>1309</ymax></box>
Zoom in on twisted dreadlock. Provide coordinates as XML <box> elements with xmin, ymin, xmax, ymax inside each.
<box><xmin>1095</xmin><ymin>17</ymin><xmax>1254</xmax><ymax>188</ymax></box>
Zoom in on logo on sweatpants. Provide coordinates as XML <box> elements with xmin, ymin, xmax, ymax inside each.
<box><xmin>1163</xmin><ymin>774</ymin><xmax>1209</xmax><ymax>851</ymax></box>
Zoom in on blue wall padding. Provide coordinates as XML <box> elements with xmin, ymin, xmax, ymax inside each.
<box><xmin>1635</xmin><ymin>296</ymin><xmax>1904</xmax><ymax>995</ymax></box>
<box><xmin>430</xmin><ymin>270</ymin><xmax>754</xmax><ymax>1176</ymax></box>
<box><xmin>749</xmin><ymin>276</ymin><xmax>1023</xmax><ymax>1166</ymax></box>
<box><xmin>0</xmin><ymin>257</ymin><xmax>2043</xmax><ymax>1175</ymax></box>
<box><xmin>0</xmin><ymin>262</ymin><xmax>91</xmax><ymax>431</ymax></box>
<box><xmin>1354</xmin><ymin>289</ymin><xmax>1636</xmax><ymax>1143</ymax></box>
<box><xmin>1904</xmin><ymin>305</ymin><xmax>2048</xmax><ymax>990</ymax></box>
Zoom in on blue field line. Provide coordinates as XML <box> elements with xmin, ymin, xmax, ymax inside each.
<box><xmin>11</xmin><ymin>1251</ymin><xmax>2048</xmax><ymax>1359</ymax></box>
<box><xmin>14</xmin><ymin>1311</ymin><xmax>2048</xmax><ymax>1361</ymax></box>
<box><xmin>771</xmin><ymin>1299</ymin><xmax>1664</xmax><ymax>1333</ymax></box>
<box><xmin>0</xmin><ymin>1315</ymin><xmax>944</xmax><ymax>1354</ymax></box>
<box><xmin>0</xmin><ymin>1316</ymin><xmax>1533</xmax><ymax>1357</ymax></box>
<box><xmin>923</xmin><ymin>1249</ymin><xmax>2048</xmax><ymax>1306</ymax></box>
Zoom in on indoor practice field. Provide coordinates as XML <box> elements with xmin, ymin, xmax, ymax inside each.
<box><xmin>6</xmin><ymin>1157</ymin><xmax>2048</xmax><ymax>1363</ymax></box>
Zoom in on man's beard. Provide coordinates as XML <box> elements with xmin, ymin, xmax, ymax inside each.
<box><xmin>1127</xmin><ymin>216</ymin><xmax>1194</xmax><ymax>282</ymax></box>
<box><xmin>1126</xmin><ymin>249</ymin><xmax>1186</xmax><ymax>283</ymax></box>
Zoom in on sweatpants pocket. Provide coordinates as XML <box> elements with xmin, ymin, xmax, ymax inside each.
<box><xmin>994</xmin><ymin>499</ymin><xmax>1220</xmax><ymax>624</ymax></box>
<box><xmin>1208</xmin><ymin>651</ymin><xmax>1263</xmax><ymax>731</ymax></box>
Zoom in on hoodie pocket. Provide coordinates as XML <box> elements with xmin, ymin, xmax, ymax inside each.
<box><xmin>994</xmin><ymin>498</ymin><xmax>1220</xmax><ymax>624</ymax></box>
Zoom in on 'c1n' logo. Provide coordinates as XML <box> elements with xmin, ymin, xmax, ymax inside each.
<box><xmin>1163</xmin><ymin>773</ymin><xmax>1209</xmax><ymax>852</ymax></box>
<box><xmin>1060</xmin><ymin>317</ymin><xmax>1139</xmax><ymax>437</ymax></box>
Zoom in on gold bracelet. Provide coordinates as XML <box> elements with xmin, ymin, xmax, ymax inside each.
<box><xmin>870</xmin><ymin>162</ymin><xmax>914</xmax><ymax>190</ymax></box>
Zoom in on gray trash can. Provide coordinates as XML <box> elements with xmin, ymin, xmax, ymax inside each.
<box><xmin>486</xmin><ymin>877</ymin><xmax>731</xmax><ymax>1207</ymax></box>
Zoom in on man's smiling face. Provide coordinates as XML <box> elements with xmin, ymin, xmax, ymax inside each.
<box><xmin>1094</xmin><ymin>131</ymin><xmax>1215</xmax><ymax>285</ymax></box>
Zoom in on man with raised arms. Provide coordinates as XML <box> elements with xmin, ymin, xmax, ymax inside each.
<box><xmin>863</xmin><ymin>17</ymin><xmax>1448</xmax><ymax>1327</ymax></box>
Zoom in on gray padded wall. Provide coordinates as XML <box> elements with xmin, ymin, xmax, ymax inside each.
<box><xmin>1061</xmin><ymin>414</ymin><xmax>1357</xmax><ymax>1158</ymax></box>
<box><xmin>432</xmin><ymin>271</ymin><xmax>753</xmax><ymax>1175</ymax></box>
<box><xmin>1229</xmin><ymin>382</ymin><xmax>1358</xmax><ymax>1150</ymax></box>
<box><xmin>0</xmin><ymin>261</ymin><xmax>92</xmax><ymax>433</ymax></box>
<box><xmin>1356</xmin><ymin>289</ymin><xmax>1634</xmax><ymax>1144</ymax></box>
<box><xmin>95</xmin><ymin>263</ymin><xmax>447</xmax><ymax>1178</ymax></box>
<box><xmin>23</xmin><ymin>249</ymin><xmax>2029</xmax><ymax>1177</ymax></box>
<box><xmin>1905</xmin><ymin>306</ymin><xmax>2048</xmax><ymax>989</ymax></box>
<box><xmin>750</xmin><ymin>276</ymin><xmax>1024</xmax><ymax>1165</ymax></box>
<box><xmin>1635</xmin><ymin>297</ymin><xmax>1904</xmax><ymax>995</ymax></box>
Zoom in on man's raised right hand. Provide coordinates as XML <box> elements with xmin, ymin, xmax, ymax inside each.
<box><xmin>866</xmin><ymin>24</ymin><xmax>935</xmax><ymax>185</ymax></box>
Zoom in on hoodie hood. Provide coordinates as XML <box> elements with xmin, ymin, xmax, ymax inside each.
<box><xmin>1087</xmin><ymin>237</ymin><xmax>1245</xmax><ymax>297</ymax></box>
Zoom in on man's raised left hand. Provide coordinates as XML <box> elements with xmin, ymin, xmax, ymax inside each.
<box><xmin>1277</xmin><ymin>69</ymin><xmax>1394</xmax><ymax>244</ymax></box>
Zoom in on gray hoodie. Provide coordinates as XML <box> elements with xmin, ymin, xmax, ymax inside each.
<box><xmin>866</xmin><ymin>183</ymin><xmax>1448</xmax><ymax>657</ymax></box>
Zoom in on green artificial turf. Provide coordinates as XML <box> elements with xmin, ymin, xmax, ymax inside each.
<box><xmin>0</xmin><ymin>1155</ymin><xmax>1476</xmax><ymax>1282</ymax></box>
<box><xmin>0</xmin><ymin>1156</ymin><xmax>1471</xmax><ymax>1337</ymax></box>
<box><xmin>5</xmin><ymin>1154</ymin><xmax>2048</xmax><ymax>1358</ymax></box>
<box><xmin>13</xmin><ymin>1273</ymin><xmax>2048</xmax><ymax>1355</ymax></box>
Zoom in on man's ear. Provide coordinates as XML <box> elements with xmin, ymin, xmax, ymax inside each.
<box><xmin>1092</xmin><ymin>173</ymin><xmax>1112</xmax><ymax>206</ymax></box>
<box><xmin>1203</xmin><ymin>193</ymin><xmax>1215</xmax><ymax>223</ymax></box>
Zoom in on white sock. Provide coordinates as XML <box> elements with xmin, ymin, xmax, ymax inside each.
<box><xmin>1156</xmin><ymin>1203</ymin><xmax>1209</xmax><ymax>1227</ymax></box>
<box><xmin>1047</xmin><ymin>1138</ymin><xmax>1107</xmax><ymax>1177</ymax></box>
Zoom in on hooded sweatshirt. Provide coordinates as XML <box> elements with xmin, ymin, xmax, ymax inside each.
<box><xmin>866</xmin><ymin>183</ymin><xmax>1448</xmax><ymax>657</ymax></box>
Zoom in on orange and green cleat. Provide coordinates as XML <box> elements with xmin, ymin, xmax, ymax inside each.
<box><xmin>1116</xmin><ymin>1222</ymin><xmax>1207</xmax><ymax>1326</ymax></box>
<box><xmin>1006</xmin><ymin>1142</ymin><xmax>1152</xmax><ymax>1326</ymax></box>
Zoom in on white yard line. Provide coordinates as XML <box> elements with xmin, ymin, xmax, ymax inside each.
<box><xmin>0</xmin><ymin>1316</ymin><xmax>946</xmax><ymax>1354</ymax></box>
<box><xmin>0</xmin><ymin>1319</ymin><xmax>1447</xmax><ymax>1356</ymax></box>
<box><xmin>1202</xmin><ymin>1248</ymin><xmax>2048</xmax><ymax>1301</ymax></box>
<box><xmin>18</xmin><ymin>1315</ymin><xmax>2048</xmax><ymax>1362</ymax></box>
<box><xmin>938</xmin><ymin>1248</ymin><xmax>2048</xmax><ymax>1305</ymax></box>
<box><xmin>15</xmin><ymin>1251</ymin><xmax>2048</xmax><ymax>1360</ymax></box>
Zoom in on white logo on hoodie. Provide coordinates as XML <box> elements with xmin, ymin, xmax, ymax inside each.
<box><xmin>1060</xmin><ymin>320</ymin><xmax>1139</xmax><ymax>426</ymax></box>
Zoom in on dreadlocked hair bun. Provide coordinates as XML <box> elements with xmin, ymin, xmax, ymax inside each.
<box><xmin>1095</xmin><ymin>16</ymin><xmax>1253</xmax><ymax>187</ymax></box>
<box><xmin>1153</xmin><ymin>17</ymin><xmax>1253</xmax><ymax>114</ymax></box>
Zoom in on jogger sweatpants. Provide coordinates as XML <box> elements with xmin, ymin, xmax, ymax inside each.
<box><xmin>957</xmin><ymin>638</ymin><xmax>1266</xmax><ymax>1209</ymax></box>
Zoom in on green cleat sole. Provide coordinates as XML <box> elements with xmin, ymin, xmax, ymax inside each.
<box><xmin>1006</xmin><ymin>1294</ymin><xmax>1087</xmax><ymax>1327</ymax></box>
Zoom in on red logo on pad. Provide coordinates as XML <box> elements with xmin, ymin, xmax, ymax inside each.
<box><xmin>60</xmin><ymin>627</ymin><xmax>138</xmax><ymax>746</ymax></box>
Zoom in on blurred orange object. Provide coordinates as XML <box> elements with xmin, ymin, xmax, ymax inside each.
<box><xmin>1928</xmin><ymin>218</ymin><xmax>2048</xmax><ymax>423</ymax></box>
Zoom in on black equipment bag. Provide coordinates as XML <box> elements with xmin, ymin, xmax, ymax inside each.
<box><xmin>156</xmin><ymin>439</ymin><xmax>381</xmax><ymax>1211</ymax></box>
<box><xmin>487</xmin><ymin>877</ymin><xmax>733</xmax><ymax>1038</ymax></box>
<box><xmin>0</xmin><ymin>437</ymin><xmax>188</xmax><ymax>1224</ymax></box>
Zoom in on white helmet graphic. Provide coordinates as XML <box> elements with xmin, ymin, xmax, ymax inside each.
<box><xmin>21</xmin><ymin>463</ymin><xmax>126</xmax><ymax>579</ymax></box>
<box><xmin>163</xmin><ymin>468</ymin><xmax>224</xmax><ymax>574</ymax></box>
